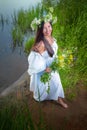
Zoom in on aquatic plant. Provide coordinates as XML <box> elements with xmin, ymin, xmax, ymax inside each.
<box><xmin>24</xmin><ymin>37</ymin><xmax>34</xmax><ymax>54</ymax></box>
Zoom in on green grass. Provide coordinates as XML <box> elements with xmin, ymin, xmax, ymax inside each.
<box><xmin>0</xmin><ymin>96</ymin><xmax>47</xmax><ymax>130</ymax></box>
<box><xmin>1</xmin><ymin>1</ymin><xmax>87</xmax><ymax>129</ymax></box>
<box><xmin>11</xmin><ymin>0</ymin><xmax>87</xmax><ymax>90</ymax></box>
<box><xmin>24</xmin><ymin>37</ymin><xmax>34</xmax><ymax>55</ymax></box>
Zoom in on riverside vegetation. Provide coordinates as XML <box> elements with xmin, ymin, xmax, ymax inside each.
<box><xmin>0</xmin><ymin>0</ymin><xmax>87</xmax><ymax>129</ymax></box>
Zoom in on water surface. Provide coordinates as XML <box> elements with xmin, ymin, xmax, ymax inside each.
<box><xmin>0</xmin><ymin>0</ymin><xmax>41</xmax><ymax>93</ymax></box>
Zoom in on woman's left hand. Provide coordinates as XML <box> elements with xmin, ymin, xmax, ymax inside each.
<box><xmin>45</xmin><ymin>67</ymin><xmax>51</xmax><ymax>73</ymax></box>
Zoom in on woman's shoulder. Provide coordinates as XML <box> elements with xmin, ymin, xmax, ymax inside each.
<box><xmin>29</xmin><ymin>50</ymin><xmax>40</xmax><ymax>57</ymax></box>
<box><xmin>28</xmin><ymin>51</ymin><xmax>39</xmax><ymax>63</ymax></box>
<box><xmin>39</xmin><ymin>40</ymin><xmax>45</xmax><ymax>47</ymax></box>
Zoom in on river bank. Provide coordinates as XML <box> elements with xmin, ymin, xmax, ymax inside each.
<box><xmin>0</xmin><ymin>71</ymin><xmax>29</xmax><ymax>96</ymax></box>
<box><xmin>0</xmin><ymin>71</ymin><xmax>87</xmax><ymax>130</ymax></box>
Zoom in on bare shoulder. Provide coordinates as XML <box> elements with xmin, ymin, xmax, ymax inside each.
<box><xmin>38</xmin><ymin>40</ymin><xmax>45</xmax><ymax>53</ymax></box>
<box><xmin>39</xmin><ymin>40</ymin><xmax>44</xmax><ymax>45</ymax></box>
<box><xmin>38</xmin><ymin>40</ymin><xmax>45</xmax><ymax>48</ymax></box>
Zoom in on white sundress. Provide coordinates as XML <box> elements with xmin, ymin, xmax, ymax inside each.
<box><xmin>27</xmin><ymin>39</ymin><xmax>64</xmax><ymax>101</ymax></box>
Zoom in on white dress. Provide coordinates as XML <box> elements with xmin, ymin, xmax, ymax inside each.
<box><xmin>27</xmin><ymin>39</ymin><xmax>64</xmax><ymax>101</ymax></box>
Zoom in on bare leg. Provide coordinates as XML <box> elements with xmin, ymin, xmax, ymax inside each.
<box><xmin>57</xmin><ymin>97</ymin><xmax>68</xmax><ymax>108</ymax></box>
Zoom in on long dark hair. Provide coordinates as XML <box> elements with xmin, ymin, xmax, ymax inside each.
<box><xmin>32</xmin><ymin>21</ymin><xmax>54</xmax><ymax>57</ymax></box>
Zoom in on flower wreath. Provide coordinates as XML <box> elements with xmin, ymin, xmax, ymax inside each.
<box><xmin>31</xmin><ymin>7</ymin><xmax>57</xmax><ymax>31</ymax></box>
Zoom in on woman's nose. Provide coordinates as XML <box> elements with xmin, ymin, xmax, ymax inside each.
<box><xmin>46</xmin><ymin>28</ymin><xmax>49</xmax><ymax>32</ymax></box>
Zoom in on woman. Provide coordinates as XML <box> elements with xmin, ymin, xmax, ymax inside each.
<box><xmin>28</xmin><ymin>21</ymin><xmax>68</xmax><ymax>108</ymax></box>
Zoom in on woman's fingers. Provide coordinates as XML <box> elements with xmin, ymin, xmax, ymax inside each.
<box><xmin>45</xmin><ymin>67</ymin><xmax>51</xmax><ymax>72</ymax></box>
<box><xmin>33</xmin><ymin>46</ymin><xmax>39</xmax><ymax>52</ymax></box>
<box><xmin>33</xmin><ymin>41</ymin><xmax>45</xmax><ymax>53</ymax></box>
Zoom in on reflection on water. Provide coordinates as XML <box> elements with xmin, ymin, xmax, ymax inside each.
<box><xmin>0</xmin><ymin>22</ymin><xmax>28</xmax><ymax>93</ymax></box>
<box><xmin>0</xmin><ymin>0</ymin><xmax>41</xmax><ymax>93</ymax></box>
<box><xmin>0</xmin><ymin>0</ymin><xmax>41</xmax><ymax>17</ymax></box>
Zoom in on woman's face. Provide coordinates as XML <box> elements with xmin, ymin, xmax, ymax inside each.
<box><xmin>43</xmin><ymin>22</ymin><xmax>52</xmax><ymax>37</ymax></box>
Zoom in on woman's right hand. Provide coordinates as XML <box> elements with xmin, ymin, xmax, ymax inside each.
<box><xmin>32</xmin><ymin>45</ymin><xmax>39</xmax><ymax>52</ymax></box>
<box><xmin>32</xmin><ymin>41</ymin><xmax>45</xmax><ymax>54</ymax></box>
<box><xmin>45</xmin><ymin>67</ymin><xmax>51</xmax><ymax>73</ymax></box>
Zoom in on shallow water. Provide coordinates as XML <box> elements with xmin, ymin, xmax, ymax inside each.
<box><xmin>0</xmin><ymin>23</ymin><xmax>28</xmax><ymax>93</ymax></box>
<box><xmin>0</xmin><ymin>0</ymin><xmax>41</xmax><ymax>93</ymax></box>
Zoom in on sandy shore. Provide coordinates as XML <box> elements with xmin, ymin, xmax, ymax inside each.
<box><xmin>0</xmin><ymin>71</ymin><xmax>30</xmax><ymax>96</ymax></box>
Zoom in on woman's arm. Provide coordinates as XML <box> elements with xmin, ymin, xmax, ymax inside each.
<box><xmin>27</xmin><ymin>51</ymin><xmax>46</xmax><ymax>75</ymax></box>
<box><xmin>32</xmin><ymin>41</ymin><xmax>45</xmax><ymax>54</ymax></box>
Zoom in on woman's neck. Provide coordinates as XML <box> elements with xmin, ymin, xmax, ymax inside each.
<box><xmin>44</xmin><ymin>35</ymin><xmax>52</xmax><ymax>39</ymax></box>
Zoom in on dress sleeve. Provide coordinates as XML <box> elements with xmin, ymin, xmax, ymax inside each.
<box><xmin>27</xmin><ymin>51</ymin><xmax>46</xmax><ymax>75</ymax></box>
<box><xmin>52</xmin><ymin>39</ymin><xmax>58</xmax><ymax>56</ymax></box>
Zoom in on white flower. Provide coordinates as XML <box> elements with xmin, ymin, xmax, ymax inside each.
<box><xmin>30</xmin><ymin>24</ymin><xmax>34</xmax><ymax>31</ymax></box>
<box><xmin>62</xmin><ymin>54</ymin><xmax>66</xmax><ymax>58</ymax></box>
<box><xmin>36</xmin><ymin>19</ymin><xmax>41</xmax><ymax>25</ymax></box>
<box><xmin>52</xmin><ymin>16</ymin><xmax>57</xmax><ymax>24</ymax></box>
<box><xmin>49</xmin><ymin>7</ymin><xmax>54</xmax><ymax>13</ymax></box>
<box><xmin>48</xmin><ymin>12</ymin><xmax>53</xmax><ymax>20</ymax></box>
<box><xmin>30</xmin><ymin>17</ymin><xmax>41</xmax><ymax>30</ymax></box>
<box><xmin>30</xmin><ymin>8</ymin><xmax>57</xmax><ymax>30</ymax></box>
<box><xmin>44</xmin><ymin>13</ymin><xmax>53</xmax><ymax>23</ymax></box>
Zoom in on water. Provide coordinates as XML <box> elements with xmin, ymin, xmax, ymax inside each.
<box><xmin>0</xmin><ymin>0</ymin><xmax>41</xmax><ymax>17</ymax></box>
<box><xmin>0</xmin><ymin>0</ymin><xmax>41</xmax><ymax>93</ymax></box>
